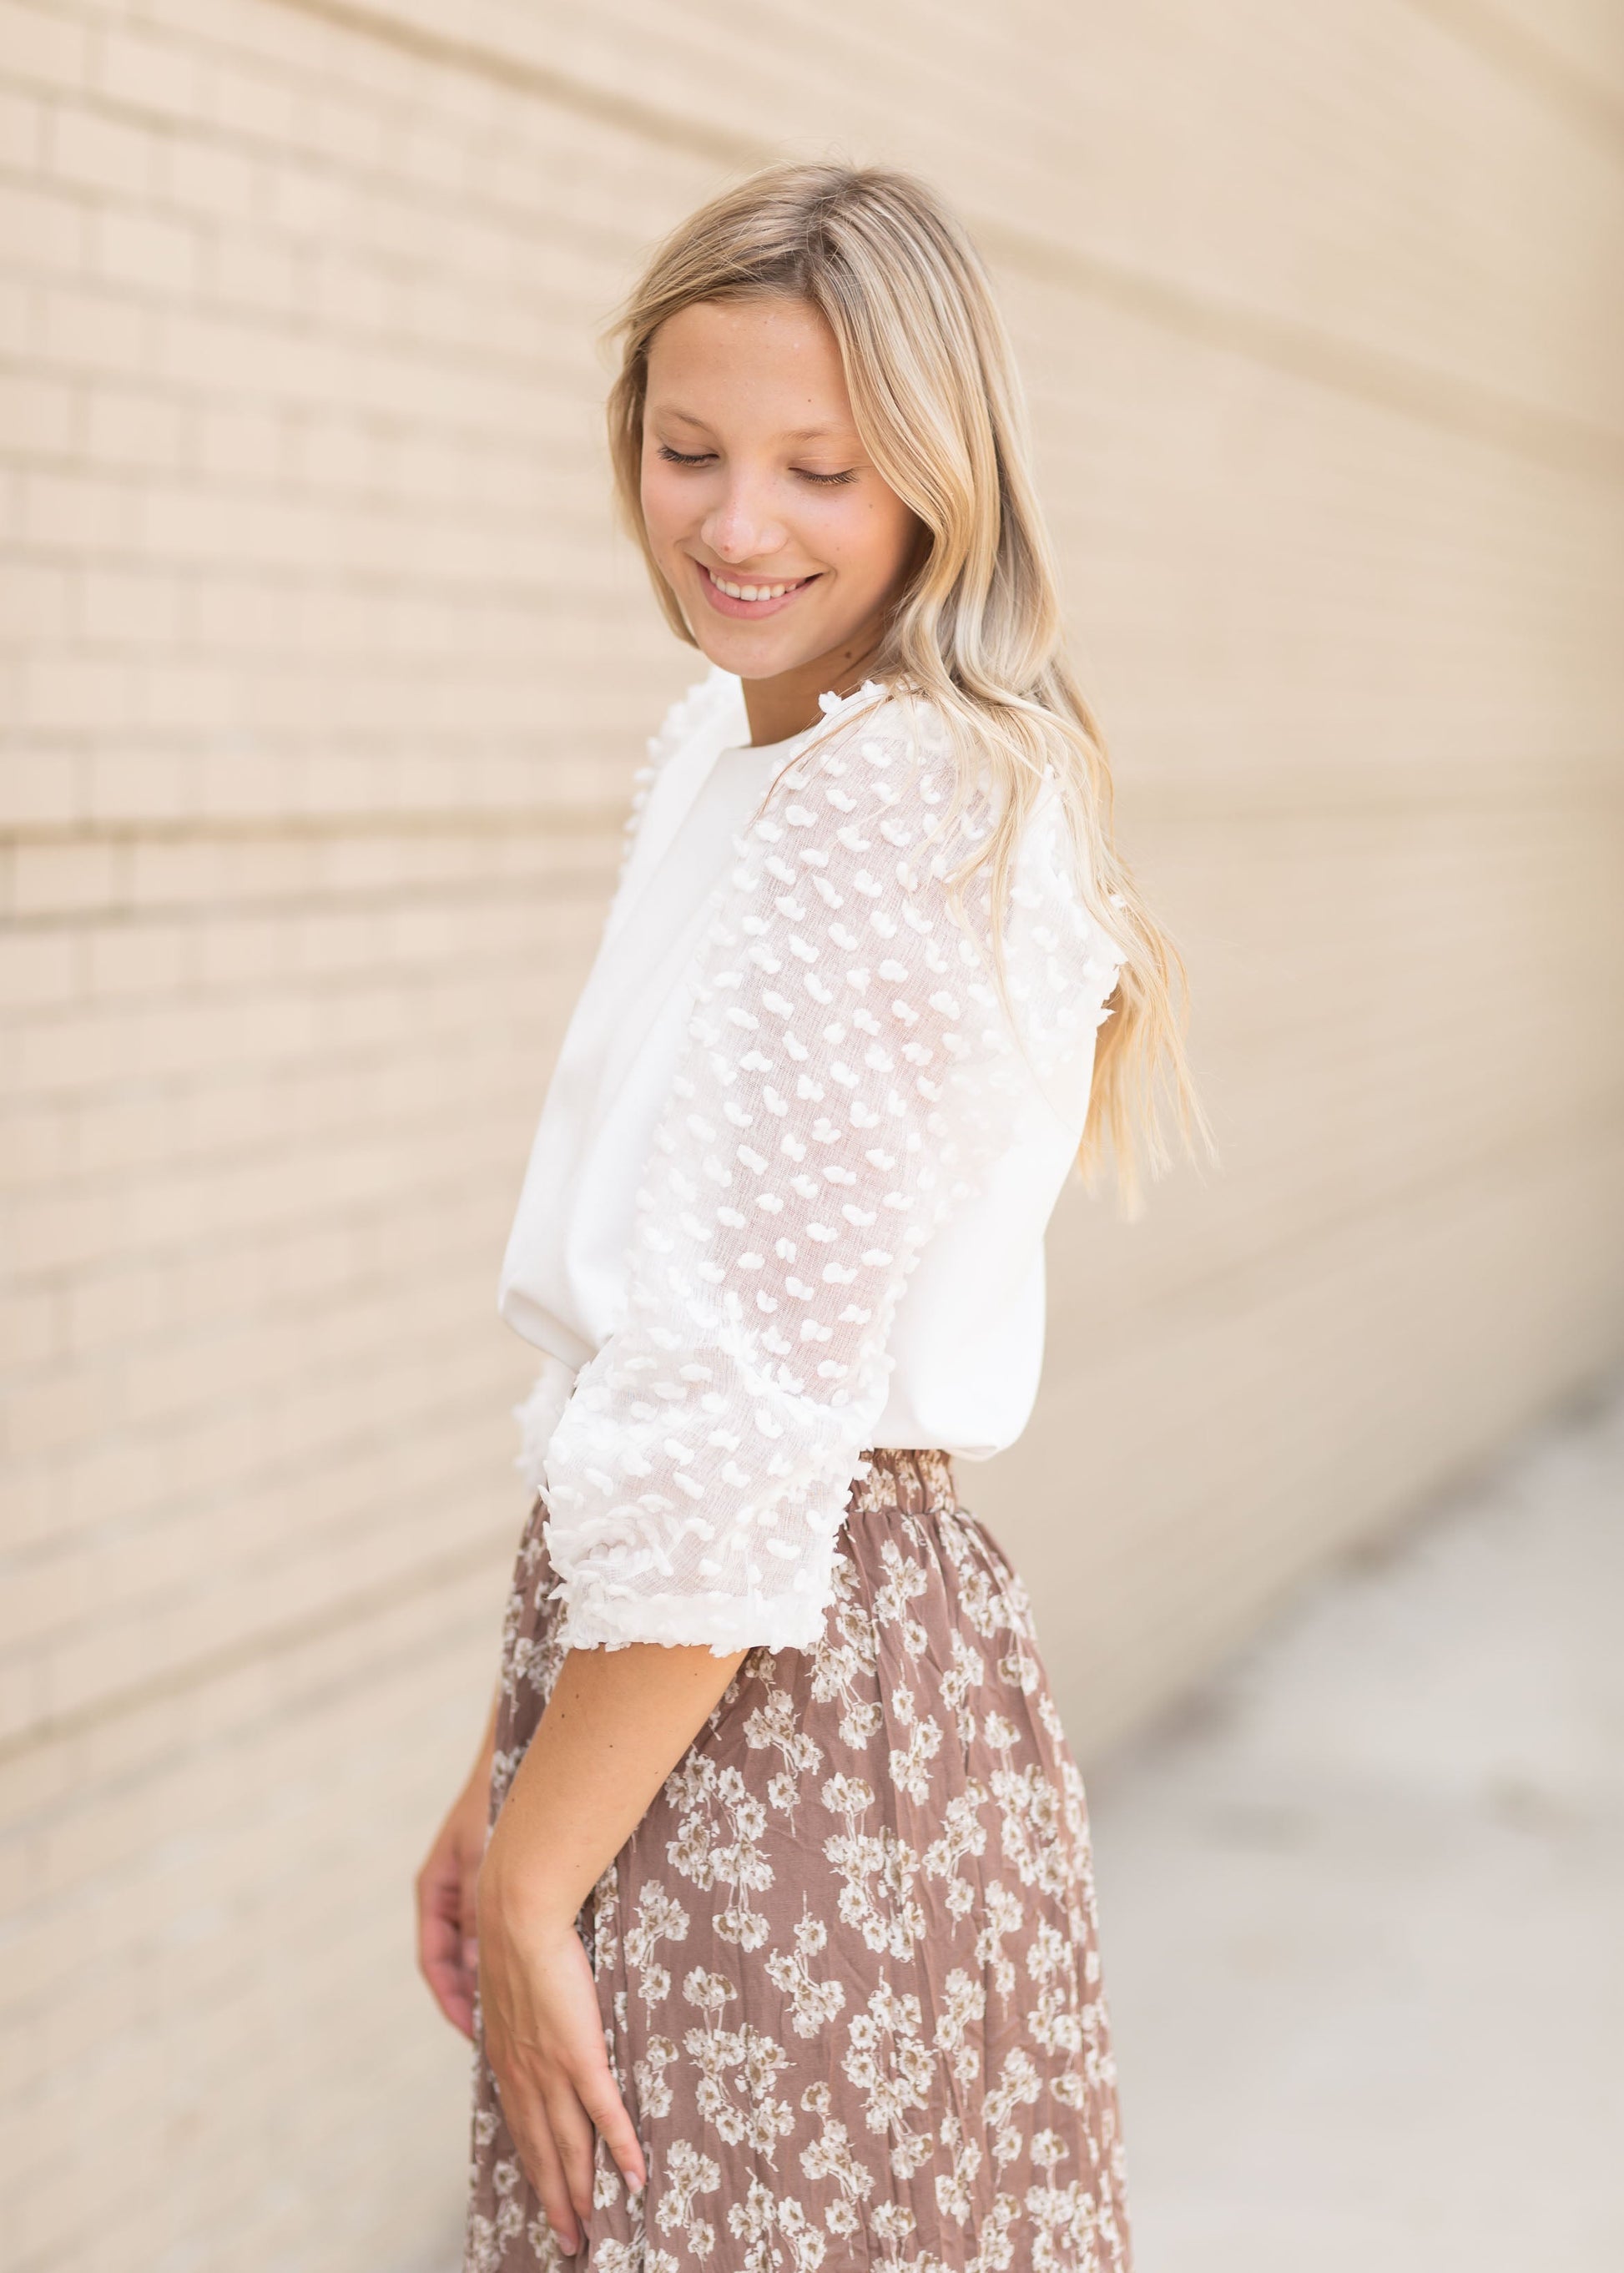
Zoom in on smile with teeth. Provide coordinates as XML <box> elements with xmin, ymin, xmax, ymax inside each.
<box><xmin>704</xmin><ymin>565</ymin><xmax>812</xmax><ymax>602</ymax></box>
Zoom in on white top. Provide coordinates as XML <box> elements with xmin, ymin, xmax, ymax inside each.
<box><xmin>497</xmin><ymin>667</ymin><xmax>1126</xmax><ymax>1653</ymax></box>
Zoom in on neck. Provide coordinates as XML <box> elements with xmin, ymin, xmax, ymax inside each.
<box><xmin>740</xmin><ymin>625</ymin><xmax>886</xmax><ymax>747</ymax></box>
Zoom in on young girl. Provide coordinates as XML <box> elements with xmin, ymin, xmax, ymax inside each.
<box><xmin>417</xmin><ymin>161</ymin><xmax>1203</xmax><ymax>2273</ymax></box>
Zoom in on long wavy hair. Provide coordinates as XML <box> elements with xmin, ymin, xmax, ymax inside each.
<box><xmin>604</xmin><ymin>161</ymin><xmax>1213</xmax><ymax>1216</ymax></box>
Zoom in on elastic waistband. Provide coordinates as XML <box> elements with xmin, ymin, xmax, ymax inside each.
<box><xmin>845</xmin><ymin>1447</ymin><xmax>960</xmax><ymax>1520</ymax></box>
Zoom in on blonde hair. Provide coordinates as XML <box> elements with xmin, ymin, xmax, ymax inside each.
<box><xmin>605</xmin><ymin>161</ymin><xmax>1213</xmax><ymax>1216</ymax></box>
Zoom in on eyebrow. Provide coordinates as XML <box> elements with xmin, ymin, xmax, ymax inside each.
<box><xmin>658</xmin><ymin>407</ymin><xmax>856</xmax><ymax>446</ymax></box>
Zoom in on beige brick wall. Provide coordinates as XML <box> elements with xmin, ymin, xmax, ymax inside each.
<box><xmin>3</xmin><ymin>3</ymin><xmax>1620</xmax><ymax>2265</ymax></box>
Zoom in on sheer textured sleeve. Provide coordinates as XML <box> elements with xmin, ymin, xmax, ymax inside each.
<box><xmin>537</xmin><ymin>691</ymin><xmax>1123</xmax><ymax>1653</ymax></box>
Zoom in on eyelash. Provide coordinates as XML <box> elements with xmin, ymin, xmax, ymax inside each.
<box><xmin>657</xmin><ymin>444</ymin><xmax>856</xmax><ymax>488</ymax></box>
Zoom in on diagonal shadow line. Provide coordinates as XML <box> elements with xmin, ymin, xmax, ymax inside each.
<box><xmin>1401</xmin><ymin>0</ymin><xmax>1624</xmax><ymax>157</ymax></box>
<box><xmin>263</xmin><ymin>0</ymin><xmax>1624</xmax><ymax>483</ymax></box>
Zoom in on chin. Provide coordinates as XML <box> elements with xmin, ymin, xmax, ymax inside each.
<box><xmin>692</xmin><ymin>626</ymin><xmax>813</xmax><ymax>682</ymax></box>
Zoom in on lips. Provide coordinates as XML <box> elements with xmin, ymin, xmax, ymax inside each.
<box><xmin>694</xmin><ymin>561</ymin><xmax>819</xmax><ymax>620</ymax></box>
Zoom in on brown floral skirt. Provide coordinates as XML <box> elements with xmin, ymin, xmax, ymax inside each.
<box><xmin>464</xmin><ymin>1447</ymin><xmax>1132</xmax><ymax>2272</ymax></box>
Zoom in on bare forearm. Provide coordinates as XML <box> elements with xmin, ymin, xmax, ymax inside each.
<box><xmin>482</xmin><ymin>1643</ymin><xmax>749</xmax><ymax>1928</ymax></box>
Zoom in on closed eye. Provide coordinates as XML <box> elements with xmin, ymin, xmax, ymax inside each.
<box><xmin>657</xmin><ymin>444</ymin><xmax>857</xmax><ymax>488</ymax></box>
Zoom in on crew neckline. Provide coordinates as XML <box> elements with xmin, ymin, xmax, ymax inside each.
<box><xmin>719</xmin><ymin>676</ymin><xmax>887</xmax><ymax>762</ymax></box>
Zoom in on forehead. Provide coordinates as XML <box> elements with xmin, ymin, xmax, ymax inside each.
<box><xmin>644</xmin><ymin>295</ymin><xmax>856</xmax><ymax>431</ymax></box>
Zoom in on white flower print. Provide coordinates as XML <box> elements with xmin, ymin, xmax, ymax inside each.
<box><xmin>764</xmin><ymin>1905</ymin><xmax>847</xmax><ymax>2038</ymax></box>
<box><xmin>871</xmin><ymin>1538</ymin><xmax>932</xmax><ymax>1656</ymax></box>
<box><xmin>741</xmin><ymin>1681</ymin><xmax>825</xmax><ymax>1819</ymax></box>
<box><xmin>634</xmin><ymin>2034</ymin><xmax>678</xmax><ymax>2121</ymax></box>
<box><xmin>808</xmin><ymin>1572</ymin><xmax>886</xmax><ymax>1747</ymax></box>
<box><xmin>725</xmin><ymin>2175</ymin><xmax>827</xmax><ymax>2273</ymax></box>
<box><xmin>985</xmin><ymin>2044</ymin><xmax>1043</xmax><ymax>2173</ymax></box>
<box><xmin>934</xmin><ymin>2106</ymin><xmax>986</xmax><ymax>2225</ymax></box>
<box><xmin>464</xmin><ymin>1451</ymin><xmax>1131</xmax><ymax>2271</ymax></box>
<box><xmin>976</xmin><ymin>1878</ymin><xmax>1026</xmax><ymax>2000</ymax></box>
<box><xmin>666</xmin><ymin>1757</ymin><xmax>775</xmax><ymax>1949</ymax></box>
<box><xmin>798</xmin><ymin>2080</ymin><xmax>877</xmax><ymax>2228</ymax></box>
<box><xmin>921</xmin><ymin>1782</ymin><xmax>991</xmax><ymax>1917</ymax></box>
<box><xmin>653</xmin><ymin>2138</ymin><xmax>720</xmax><ymax>2248</ymax></box>
<box><xmin>967</xmin><ymin>2195</ymin><xmax>1020</xmax><ymax>2273</ymax></box>
<box><xmin>682</xmin><ymin>1969</ymin><xmax>796</xmax><ymax>2161</ymax></box>
<box><xmin>844</xmin><ymin>1976</ymin><xmax>938</xmax><ymax>2179</ymax></box>
<box><xmin>520</xmin><ymin>2213</ymin><xmax>567</xmax><ymax>2270</ymax></box>
<box><xmin>991</xmin><ymin>1759</ymin><xmax>1075</xmax><ymax>1901</ymax></box>
<box><xmin>587</xmin><ymin>2245</ymin><xmax>649</xmax><ymax>2273</ymax></box>
<box><xmin>625</xmin><ymin>1881</ymin><xmax>690</xmax><ymax>2012</ymax></box>
<box><xmin>997</xmin><ymin>1639</ymin><xmax>1043</xmax><ymax>1696</ymax></box>
<box><xmin>1027</xmin><ymin>1916</ymin><xmax>1087</xmax><ymax>2059</ymax></box>
<box><xmin>1025</xmin><ymin>2175</ymin><xmax>1100</xmax><ymax>2273</ymax></box>
<box><xmin>939</xmin><ymin>1625</ymin><xmax>987</xmax><ymax>1746</ymax></box>
<box><xmin>931</xmin><ymin>1965</ymin><xmax>988</xmax><ymax>2093</ymax></box>
<box><xmin>889</xmin><ymin>1711</ymin><xmax>944</xmax><ymax>1803</ymax></box>
<box><xmin>820</xmin><ymin>1775</ymin><xmax>927</xmax><ymax>1958</ymax></box>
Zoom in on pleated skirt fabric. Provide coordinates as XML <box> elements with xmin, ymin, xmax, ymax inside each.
<box><xmin>463</xmin><ymin>1447</ymin><xmax>1132</xmax><ymax>2273</ymax></box>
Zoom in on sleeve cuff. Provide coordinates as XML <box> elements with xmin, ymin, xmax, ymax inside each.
<box><xmin>544</xmin><ymin>1542</ymin><xmax>840</xmax><ymax>1658</ymax></box>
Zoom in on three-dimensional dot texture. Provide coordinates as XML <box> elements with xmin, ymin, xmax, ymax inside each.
<box><xmin>541</xmin><ymin>684</ymin><xmax>1124</xmax><ymax>1653</ymax></box>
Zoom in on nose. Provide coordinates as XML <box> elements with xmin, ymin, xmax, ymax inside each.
<box><xmin>700</xmin><ymin>471</ymin><xmax>789</xmax><ymax>567</ymax></box>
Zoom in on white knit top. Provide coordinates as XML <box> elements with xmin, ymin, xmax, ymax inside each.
<box><xmin>497</xmin><ymin>667</ymin><xmax>1127</xmax><ymax>1653</ymax></box>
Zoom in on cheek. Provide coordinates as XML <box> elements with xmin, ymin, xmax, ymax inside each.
<box><xmin>825</xmin><ymin>493</ymin><xmax>917</xmax><ymax>592</ymax></box>
<box><xmin>639</xmin><ymin>461</ymin><xmax>689</xmax><ymax>552</ymax></box>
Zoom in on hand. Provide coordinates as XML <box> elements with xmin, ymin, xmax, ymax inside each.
<box><xmin>460</xmin><ymin>1640</ymin><xmax>742</xmax><ymax>2249</ymax></box>
<box><xmin>476</xmin><ymin>1857</ymin><xmax>647</xmax><ymax>2255</ymax></box>
<box><xmin>415</xmin><ymin>1766</ymin><xmax>490</xmax><ymax>2039</ymax></box>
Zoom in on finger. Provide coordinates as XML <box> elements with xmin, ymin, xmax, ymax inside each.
<box><xmin>543</xmin><ymin>2079</ymin><xmax>602</xmax><ymax>2226</ymax></box>
<box><xmin>417</xmin><ymin>1907</ymin><xmax>476</xmax><ymax>2037</ymax></box>
<box><xmin>459</xmin><ymin>1856</ymin><xmax>482</xmax><ymax>1978</ymax></box>
<box><xmin>495</xmin><ymin>2066</ymin><xmax>579</xmax><ymax>2255</ymax></box>
<box><xmin>576</xmin><ymin>2064</ymin><xmax>647</xmax><ymax>2194</ymax></box>
<box><xmin>416</xmin><ymin>1897</ymin><xmax>450</xmax><ymax>1983</ymax></box>
<box><xmin>417</xmin><ymin>1857</ymin><xmax>462</xmax><ymax>1951</ymax></box>
<box><xmin>421</xmin><ymin>1950</ymin><xmax>476</xmax><ymax>2038</ymax></box>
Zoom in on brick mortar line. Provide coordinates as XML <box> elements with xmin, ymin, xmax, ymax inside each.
<box><xmin>2</xmin><ymin>761</ymin><xmax>1621</xmax><ymax>862</ymax></box>
<box><xmin>1050</xmin><ymin>1087</ymin><xmax>1624</xmax><ymax>1351</ymax></box>
<box><xmin>8</xmin><ymin>1076</ymin><xmax>1615</xmax><ymax>1498</ymax></box>
<box><xmin>0</xmin><ymin>867</ymin><xmax>611</xmax><ymax>925</ymax></box>
<box><xmin>0</xmin><ymin>1597</ymin><xmax>509</xmax><ymax>1919</ymax></box>
<box><xmin>0</xmin><ymin>1518</ymin><xmax>519</xmax><ymax>1772</ymax></box>
<box><xmin>3</xmin><ymin>1362</ymin><xmax>530</xmax><ymax>1560</ymax></box>
<box><xmin>0</xmin><ymin>960</ymin><xmax>593</xmax><ymax>1036</ymax></box>
<box><xmin>3</xmin><ymin>1171</ymin><xmax>522</xmax><ymax>1308</ymax></box>
<box><xmin>7</xmin><ymin>1088</ymin><xmax>1624</xmax><ymax>1766</ymax></box>
<box><xmin>976</xmin><ymin>214</ymin><xmax>1624</xmax><ymax>479</ymax></box>
<box><xmin>6</xmin><ymin>8</ymin><xmax>1621</xmax><ymax>478</ymax></box>
<box><xmin>0</xmin><ymin>806</ymin><xmax>629</xmax><ymax>849</ymax></box>
<box><xmin>251</xmin><ymin>0</ymin><xmax>1624</xmax><ymax>481</ymax></box>
<box><xmin>0</xmin><ymin>1149</ymin><xmax>547</xmax><ymax>1223</ymax></box>
<box><xmin>259</xmin><ymin>0</ymin><xmax>770</xmax><ymax>170</ymax></box>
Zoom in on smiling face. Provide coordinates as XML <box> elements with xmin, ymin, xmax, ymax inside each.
<box><xmin>639</xmin><ymin>295</ymin><xmax>923</xmax><ymax>744</ymax></box>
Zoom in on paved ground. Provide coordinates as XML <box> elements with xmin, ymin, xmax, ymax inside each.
<box><xmin>1085</xmin><ymin>1381</ymin><xmax>1624</xmax><ymax>2273</ymax></box>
